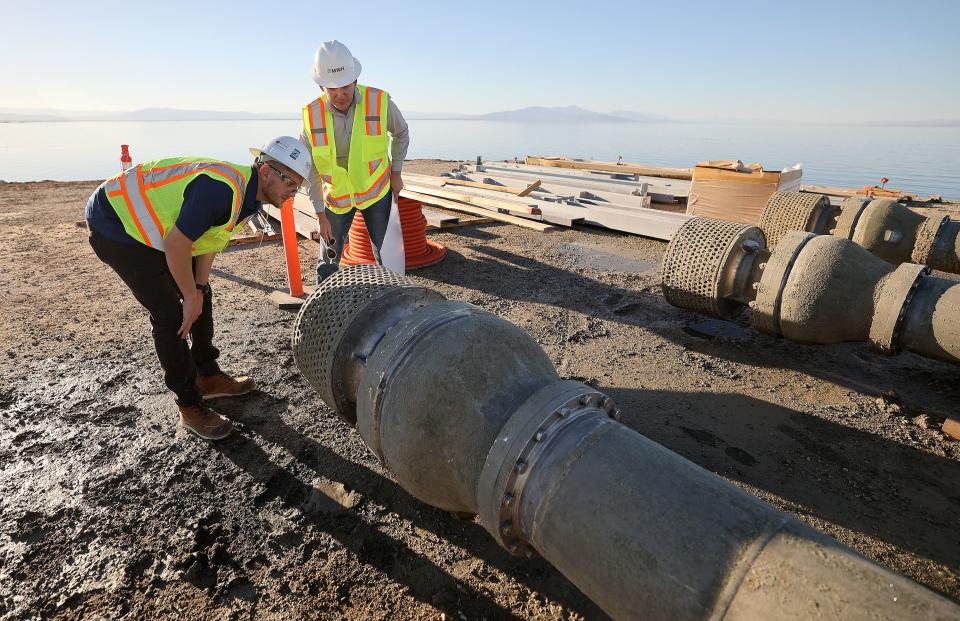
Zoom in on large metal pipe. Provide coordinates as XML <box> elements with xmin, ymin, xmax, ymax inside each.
<box><xmin>292</xmin><ymin>264</ymin><xmax>959</xmax><ymax>620</ymax></box>
<box><xmin>661</xmin><ymin>217</ymin><xmax>960</xmax><ymax>365</ymax></box>
<box><xmin>758</xmin><ymin>191</ymin><xmax>960</xmax><ymax>275</ymax></box>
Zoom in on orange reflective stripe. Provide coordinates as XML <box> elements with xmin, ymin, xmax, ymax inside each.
<box><xmin>364</xmin><ymin>87</ymin><xmax>379</xmax><ymax>135</ymax></box>
<box><xmin>108</xmin><ymin>190</ymin><xmax>123</xmax><ymax>198</ymax></box>
<box><xmin>142</xmin><ymin>170</ymin><xmax>195</xmax><ymax>189</ymax></box>
<box><xmin>306</xmin><ymin>102</ymin><xmax>318</xmax><ymax>147</ymax></box>
<box><xmin>354</xmin><ymin>167</ymin><xmax>390</xmax><ymax>203</ymax></box>
<box><xmin>374</xmin><ymin>88</ymin><xmax>383</xmax><ymax>135</ymax></box>
<box><xmin>318</xmin><ymin>98</ymin><xmax>329</xmax><ymax>146</ymax></box>
<box><xmin>118</xmin><ymin>168</ymin><xmax>151</xmax><ymax>247</ymax></box>
<box><xmin>137</xmin><ymin>165</ymin><xmax>165</xmax><ymax>238</ymax></box>
<box><xmin>205</xmin><ymin>169</ymin><xmax>242</xmax><ymax>231</ymax></box>
<box><xmin>141</xmin><ymin>161</ymin><xmax>245</xmax><ymax>231</ymax></box>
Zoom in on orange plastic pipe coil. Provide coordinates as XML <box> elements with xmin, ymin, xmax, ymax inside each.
<box><xmin>341</xmin><ymin>197</ymin><xmax>446</xmax><ymax>269</ymax></box>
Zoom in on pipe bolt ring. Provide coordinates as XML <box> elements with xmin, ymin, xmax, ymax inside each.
<box><xmin>494</xmin><ymin>390</ymin><xmax>609</xmax><ymax>555</ymax></box>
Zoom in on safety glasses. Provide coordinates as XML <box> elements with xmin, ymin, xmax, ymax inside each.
<box><xmin>267</xmin><ymin>164</ymin><xmax>309</xmax><ymax>196</ymax></box>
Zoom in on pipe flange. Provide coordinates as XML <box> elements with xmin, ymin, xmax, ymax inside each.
<box><xmin>869</xmin><ymin>263</ymin><xmax>930</xmax><ymax>354</ymax></box>
<box><xmin>759</xmin><ymin>191</ymin><xmax>834</xmax><ymax>247</ymax></box>
<box><xmin>910</xmin><ymin>213</ymin><xmax>949</xmax><ymax>266</ymax></box>
<box><xmin>833</xmin><ymin>197</ymin><xmax>871</xmax><ymax>239</ymax></box>
<box><xmin>661</xmin><ymin>218</ymin><xmax>766</xmax><ymax>320</ymax></box>
<box><xmin>750</xmin><ymin>231</ymin><xmax>816</xmax><ymax>337</ymax></box>
<box><xmin>478</xmin><ymin>381</ymin><xmax>617</xmax><ymax>557</ymax></box>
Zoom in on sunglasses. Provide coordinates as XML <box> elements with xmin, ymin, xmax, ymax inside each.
<box><xmin>267</xmin><ymin>164</ymin><xmax>307</xmax><ymax>195</ymax></box>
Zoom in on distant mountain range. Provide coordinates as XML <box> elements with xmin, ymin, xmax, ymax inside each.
<box><xmin>406</xmin><ymin>106</ymin><xmax>671</xmax><ymax>122</ymax></box>
<box><xmin>0</xmin><ymin>105</ymin><xmax>670</xmax><ymax>123</ymax></box>
<box><xmin>1</xmin><ymin>106</ymin><xmax>956</xmax><ymax>126</ymax></box>
<box><xmin>0</xmin><ymin>107</ymin><xmax>298</xmax><ymax>122</ymax></box>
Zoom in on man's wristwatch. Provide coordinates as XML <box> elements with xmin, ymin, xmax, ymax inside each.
<box><xmin>196</xmin><ymin>283</ymin><xmax>211</xmax><ymax>295</ymax></box>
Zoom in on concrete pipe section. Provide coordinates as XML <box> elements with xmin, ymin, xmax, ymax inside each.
<box><xmin>293</xmin><ymin>264</ymin><xmax>959</xmax><ymax>620</ymax></box>
<box><xmin>759</xmin><ymin>191</ymin><xmax>960</xmax><ymax>275</ymax></box>
<box><xmin>662</xmin><ymin>217</ymin><xmax>960</xmax><ymax>366</ymax></box>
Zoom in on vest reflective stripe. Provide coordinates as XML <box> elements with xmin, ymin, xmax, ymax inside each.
<box><xmin>119</xmin><ymin>165</ymin><xmax>166</xmax><ymax>248</ymax></box>
<box><xmin>364</xmin><ymin>87</ymin><xmax>384</xmax><ymax>136</ymax></box>
<box><xmin>306</xmin><ymin>99</ymin><xmax>328</xmax><ymax>147</ymax></box>
<box><xmin>302</xmin><ymin>84</ymin><xmax>391</xmax><ymax>214</ymax></box>
<box><xmin>140</xmin><ymin>160</ymin><xmax>246</xmax><ymax>232</ymax></box>
<box><xmin>325</xmin><ymin>166</ymin><xmax>390</xmax><ymax>209</ymax></box>
<box><xmin>103</xmin><ymin>158</ymin><xmax>251</xmax><ymax>254</ymax></box>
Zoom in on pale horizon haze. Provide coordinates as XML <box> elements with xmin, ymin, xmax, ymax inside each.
<box><xmin>2</xmin><ymin>0</ymin><xmax>958</xmax><ymax>124</ymax></box>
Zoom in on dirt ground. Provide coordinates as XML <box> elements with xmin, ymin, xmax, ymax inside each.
<box><xmin>1</xmin><ymin>160</ymin><xmax>959</xmax><ymax>620</ymax></box>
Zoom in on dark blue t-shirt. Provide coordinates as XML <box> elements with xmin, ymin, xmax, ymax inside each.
<box><xmin>86</xmin><ymin>169</ymin><xmax>261</xmax><ymax>245</ymax></box>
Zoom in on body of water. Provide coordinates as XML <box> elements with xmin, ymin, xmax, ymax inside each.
<box><xmin>1</xmin><ymin>120</ymin><xmax>957</xmax><ymax>198</ymax></box>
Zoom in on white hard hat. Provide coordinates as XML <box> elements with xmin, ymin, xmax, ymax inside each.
<box><xmin>249</xmin><ymin>136</ymin><xmax>311</xmax><ymax>178</ymax></box>
<box><xmin>311</xmin><ymin>40</ymin><xmax>362</xmax><ymax>88</ymax></box>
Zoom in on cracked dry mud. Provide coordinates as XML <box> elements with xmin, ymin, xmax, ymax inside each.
<box><xmin>1</xmin><ymin>162</ymin><xmax>959</xmax><ymax>619</ymax></box>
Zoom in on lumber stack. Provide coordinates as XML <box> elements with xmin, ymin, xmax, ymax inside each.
<box><xmin>525</xmin><ymin>155</ymin><xmax>693</xmax><ymax>181</ymax></box>
<box><xmin>262</xmin><ymin>161</ymin><xmax>692</xmax><ymax>241</ymax></box>
<box><xmin>404</xmin><ymin>163</ymin><xmax>691</xmax><ymax>241</ymax></box>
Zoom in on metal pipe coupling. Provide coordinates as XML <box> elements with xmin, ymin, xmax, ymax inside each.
<box><xmin>760</xmin><ymin>191</ymin><xmax>960</xmax><ymax>275</ymax></box>
<box><xmin>662</xmin><ymin>218</ymin><xmax>960</xmax><ymax>365</ymax></box>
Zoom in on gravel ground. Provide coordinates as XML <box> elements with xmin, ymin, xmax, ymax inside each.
<box><xmin>1</xmin><ymin>162</ymin><xmax>958</xmax><ymax>619</ymax></box>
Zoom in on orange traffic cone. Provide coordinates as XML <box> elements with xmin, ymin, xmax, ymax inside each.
<box><xmin>341</xmin><ymin>197</ymin><xmax>446</xmax><ymax>269</ymax></box>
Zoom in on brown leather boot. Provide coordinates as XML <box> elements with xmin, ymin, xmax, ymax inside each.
<box><xmin>178</xmin><ymin>403</ymin><xmax>234</xmax><ymax>440</ymax></box>
<box><xmin>197</xmin><ymin>372</ymin><xmax>256</xmax><ymax>399</ymax></box>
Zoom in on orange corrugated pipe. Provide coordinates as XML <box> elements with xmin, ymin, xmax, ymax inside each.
<box><xmin>341</xmin><ymin>196</ymin><xmax>446</xmax><ymax>269</ymax></box>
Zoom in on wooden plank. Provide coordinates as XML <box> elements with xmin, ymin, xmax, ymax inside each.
<box><xmin>262</xmin><ymin>203</ymin><xmax>319</xmax><ymax>241</ymax></box>
<box><xmin>578</xmin><ymin>204</ymin><xmax>690</xmax><ymax>240</ymax></box>
<box><xmin>269</xmin><ymin>286</ymin><xmax>317</xmax><ymax>310</ymax></box>
<box><xmin>435</xmin><ymin>178</ymin><xmax>688</xmax><ymax>239</ymax></box>
<box><xmin>425</xmin><ymin>216</ymin><xmax>495</xmax><ymax>231</ymax></box>
<box><xmin>516</xmin><ymin>179</ymin><xmax>542</xmax><ymax>197</ymax></box>
<box><xmin>421</xmin><ymin>207</ymin><xmax>459</xmax><ymax>228</ymax></box>
<box><xmin>228</xmin><ymin>232</ymin><xmax>283</xmax><ymax>246</ymax></box>
<box><xmin>442</xmin><ymin>178</ymin><xmax>542</xmax><ymax>197</ymax></box>
<box><xmin>400</xmin><ymin>190</ymin><xmax>559</xmax><ymax>233</ymax></box>
<box><xmin>801</xmin><ymin>184</ymin><xmax>928</xmax><ymax>201</ymax></box>
<box><xmin>476</xmin><ymin>172</ymin><xmax>655</xmax><ymax>210</ymax></box>
<box><xmin>405</xmin><ymin>182</ymin><xmax>542</xmax><ymax>216</ymax></box>
<box><xmin>944</xmin><ymin>416</ymin><xmax>960</xmax><ymax>441</ymax></box>
<box><xmin>475</xmin><ymin>164</ymin><xmax>689</xmax><ymax>199</ymax></box>
<box><xmin>526</xmin><ymin>156</ymin><xmax>693</xmax><ymax>180</ymax></box>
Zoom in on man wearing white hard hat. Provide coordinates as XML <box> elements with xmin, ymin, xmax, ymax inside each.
<box><xmin>300</xmin><ymin>40</ymin><xmax>410</xmax><ymax>281</ymax></box>
<box><xmin>84</xmin><ymin>136</ymin><xmax>311</xmax><ymax>440</ymax></box>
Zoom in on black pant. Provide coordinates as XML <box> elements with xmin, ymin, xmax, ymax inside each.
<box><xmin>89</xmin><ymin>230</ymin><xmax>220</xmax><ymax>405</ymax></box>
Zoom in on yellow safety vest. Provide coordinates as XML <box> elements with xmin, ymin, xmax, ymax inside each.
<box><xmin>103</xmin><ymin>158</ymin><xmax>251</xmax><ymax>255</ymax></box>
<box><xmin>302</xmin><ymin>84</ymin><xmax>391</xmax><ymax>214</ymax></box>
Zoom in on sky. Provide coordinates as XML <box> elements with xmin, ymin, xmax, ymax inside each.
<box><xmin>1</xmin><ymin>0</ymin><xmax>958</xmax><ymax>123</ymax></box>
